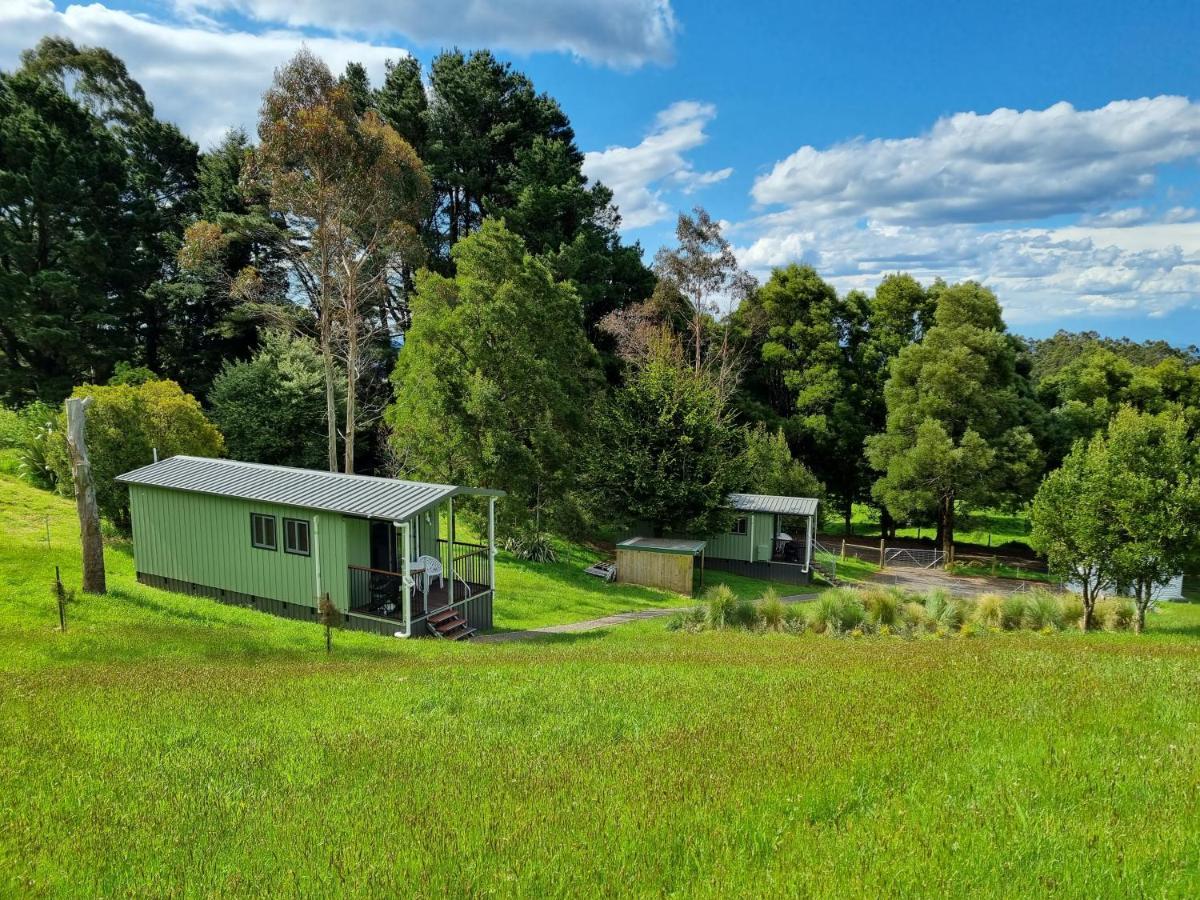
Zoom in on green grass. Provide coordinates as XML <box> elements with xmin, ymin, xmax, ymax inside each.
<box><xmin>830</xmin><ymin>503</ymin><xmax>1034</xmax><ymax>550</ymax></box>
<box><xmin>947</xmin><ymin>562</ymin><xmax>1057</xmax><ymax>582</ymax></box>
<box><xmin>4</xmin><ymin>475</ymin><xmax>1200</xmax><ymax>896</ymax></box>
<box><xmin>492</xmin><ymin>536</ymin><xmax>788</xmax><ymax>630</ymax></box>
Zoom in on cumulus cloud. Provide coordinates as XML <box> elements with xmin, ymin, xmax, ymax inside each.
<box><xmin>177</xmin><ymin>0</ymin><xmax>678</xmax><ymax>68</ymax></box>
<box><xmin>752</xmin><ymin>97</ymin><xmax>1200</xmax><ymax>227</ymax></box>
<box><xmin>734</xmin><ymin>219</ymin><xmax>1200</xmax><ymax>323</ymax></box>
<box><xmin>736</xmin><ymin>96</ymin><xmax>1200</xmax><ymax>322</ymax></box>
<box><xmin>0</xmin><ymin>1</ymin><xmax>411</xmax><ymax>147</ymax></box>
<box><xmin>583</xmin><ymin>101</ymin><xmax>731</xmax><ymax>229</ymax></box>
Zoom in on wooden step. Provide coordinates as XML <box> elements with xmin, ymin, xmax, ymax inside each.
<box><xmin>428</xmin><ymin>608</ymin><xmax>458</xmax><ymax>626</ymax></box>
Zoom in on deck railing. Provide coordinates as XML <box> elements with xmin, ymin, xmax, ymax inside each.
<box><xmin>436</xmin><ymin>538</ymin><xmax>491</xmax><ymax>589</ymax></box>
<box><xmin>347</xmin><ymin>565</ymin><xmax>410</xmax><ymax>618</ymax></box>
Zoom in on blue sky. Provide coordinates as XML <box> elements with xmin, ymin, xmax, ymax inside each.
<box><xmin>4</xmin><ymin>0</ymin><xmax>1200</xmax><ymax>342</ymax></box>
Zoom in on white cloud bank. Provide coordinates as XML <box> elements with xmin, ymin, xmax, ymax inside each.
<box><xmin>740</xmin><ymin>97</ymin><xmax>1200</xmax><ymax>322</ymax></box>
<box><xmin>177</xmin><ymin>0</ymin><xmax>678</xmax><ymax>68</ymax></box>
<box><xmin>0</xmin><ymin>1</ymin><xmax>411</xmax><ymax>147</ymax></box>
<box><xmin>583</xmin><ymin>101</ymin><xmax>731</xmax><ymax>229</ymax></box>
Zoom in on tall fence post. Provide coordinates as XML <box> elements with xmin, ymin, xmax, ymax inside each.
<box><xmin>879</xmin><ymin>539</ymin><xmax>886</xmax><ymax>570</ymax></box>
<box><xmin>840</xmin><ymin>538</ymin><xmax>846</xmax><ymax>561</ymax></box>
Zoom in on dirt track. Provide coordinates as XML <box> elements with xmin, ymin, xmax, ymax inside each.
<box><xmin>869</xmin><ymin>567</ymin><xmax>1053</xmax><ymax>597</ymax></box>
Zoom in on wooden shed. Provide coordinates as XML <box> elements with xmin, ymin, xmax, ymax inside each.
<box><xmin>615</xmin><ymin>537</ymin><xmax>706</xmax><ymax>596</ymax></box>
<box><xmin>116</xmin><ymin>456</ymin><xmax>502</xmax><ymax>639</ymax></box>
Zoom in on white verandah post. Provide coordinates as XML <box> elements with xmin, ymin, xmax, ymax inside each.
<box><xmin>447</xmin><ymin>496</ymin><xmax>455</xmax><ymax>602</ymax></box>
<box><xmin>397</xmin><ymin>521</ymin><xmax>412</xmax><ymax>636</ymax></box>
<box><xmin>487</xmin><ymin>496</ymin><xmax>496</xmax><ymax>590</ymax></box>
<box><xmin>805</xmin><ymin>514</ymin><xmax>813</xmax><ymax>572</ymax></box>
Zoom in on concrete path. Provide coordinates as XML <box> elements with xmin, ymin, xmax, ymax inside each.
<box><xmin>474</xmin><ymin>593</ymin><xmax>818</xmax><ymax>644</ymax></box>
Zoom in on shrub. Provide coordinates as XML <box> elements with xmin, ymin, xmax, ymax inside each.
<box><xmin>782</xmin><ymin>604</ymin><xmax>808</xmax><ymax>635</ymax></box>
<box><xmin>757</xmin><ymin>588</ymin><xmax>785</xmax><ymax>631</ymax></box>
<box><xmin>1000</xmin><ymin>594</ymin><xmax>1028</xmax><ymax>630</ymax></box>
<box><xmin>1058</xmin><ymin>594</ymin><xmax>1085</xmax><ymax>630</ymax></box>
<box><xmin>809</xmin><ymin>589</ymin><xmax>865</xmax><ymax>634</ymax></box>
<box><xmin>209</xmin><ymin>329</ymin><xmax>330</xmax><ymax>470</ymax></box>
<box><xmin>729</xmin><ymin>598</ymin><xmax>761</xmax><ymax>631</ymax></box>
<box><xmin>1096</xmin><ymin>598</ymin><xmax>1135</xmax><ymax>631</ymax></box>
<box><xmin>46</xmin><ymin>380</ymin><xmax>224</xmax><ymax>530</ymax></box>
<box><xmin>1022</xmin><ymin>590</ymin><xmax>1063</xmax><ymax>631</ymax></box>
<box><xmin>667</xmin><ymin>605</ymin><xmax>707</xmax><ymax>633</ymax></box>
<box><xmin>862</xmin><ymin>589</ymin><xmax>900</xmax><ymax>628</ymax></box>
<box><xmin>503</xmin><ymin>532</ymin><xmax>558</xmax><ymax>563</ymax></box>
<box><xmin>973</xmin><ymin>594</ymin><xmax>1005</xmax><ymax>628</ymax></box>
<box><xmin>923</xmin><ymin>591</ymin><xmax>964</xmax><ymax>630</ymax></box>
<box><xmin>900</xmin><ymin>601</ymin><xmax>929</xmax><ymax>633</ymax></box>
<box><xmin>704</xmin><ymin>584</ymin><xmax>737</xmax><ymax>629</ymax></box>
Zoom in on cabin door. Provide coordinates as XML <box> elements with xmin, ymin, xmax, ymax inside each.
<box><xmin>369</xmin><ymin>520</ymin><xmax>397</xmax><ymax>573</ymax></box>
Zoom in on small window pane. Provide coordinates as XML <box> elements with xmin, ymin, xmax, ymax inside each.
<box><xmin>730</xmin><ymin>517</ymin><xmax>748</xmax><ymax>535</ymax></box>
<box><xmin>251</xmin><ymin>513</ymin><xmax>277</xmax><ymax>550</ymax></box>
<box><xmin>284</xmin><ymin>518</ymin><xmax>310</xmax><ymax>556</ymax></box>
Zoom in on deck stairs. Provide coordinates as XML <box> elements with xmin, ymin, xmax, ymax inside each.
<box><xmin>427</xmin><ymin>607</ymin><xmax>476</xmax><ymax>641</ymax></box>
<box><xmin>811</xmin><ymin>540</ymin><xmax>840</xmax><ymax>586</ymax></box>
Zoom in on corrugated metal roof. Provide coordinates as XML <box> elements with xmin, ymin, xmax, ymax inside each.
<box><xmin>116</xmin><ymin>456</ymin><xmax>501</xmax><ymax>521</ymax></box>
<box><xmin>727</xmin><ymin>493</ymin><xmax>819</xmax><ymax>517</ymax></box>
<box><xmin>617</xmin><ymin>537</ymin><xmax>707</xmax><ymax>555</ymax></box>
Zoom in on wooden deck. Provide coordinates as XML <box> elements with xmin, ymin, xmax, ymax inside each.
<box><xmin>349</xmin><ymin>579</ymin><xmax>490</xmax><ymax>623</ymax></box>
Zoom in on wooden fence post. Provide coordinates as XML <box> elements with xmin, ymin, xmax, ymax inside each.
<box><xmin>65</xmin><ymin>397</ymin><xmax>105</xmax><ymax>594</ymax></box>
<box><xmin>879</xmin><ymin>539</ymin><xmax>886</xmax><ymax>570</ymax></box>
<box><xmin>54</xmin><ymin>566</ymin><xmax>66</xmax><ymax>632</ymax></box>
<box><xmin>840</xmin><ymin>538</ymin><xmax>846</xmax><ymax>561</ymax></box>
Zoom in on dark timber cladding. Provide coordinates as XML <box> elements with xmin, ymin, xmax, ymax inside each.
<box><xmin>116</xmin><ymin>456</ymin><xmax>503</xmax><ymax>637</ymax></box>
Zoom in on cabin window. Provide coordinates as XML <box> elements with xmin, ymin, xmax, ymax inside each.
<box><xmin>251</xmin><ymin>513</ymin><xmax>277</xmax><ymax>551</ymax></box>
<box><xmin>730</xmin><ymin>516</ymin><xmax>748</xmax><ymax>535</ymax></box>
<box><xmin>284</xmin><ymin>518</ymin><xmax>311</xmax><ymax>557</ymax></box>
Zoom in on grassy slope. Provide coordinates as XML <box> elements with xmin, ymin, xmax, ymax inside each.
<box><xmin>4</xmin><ymin>477</ymin><xmax>1200</xmax><ymax>896</ymax></box>
<box><xmin>493</xmin><ymin>537</ymin><xmax>796</xmax><ymax>631</ymax></box>
<box><xmin>830</xmin><ymin>503</ymin><xmax>1033</xmax><ymax>550</ymax></box>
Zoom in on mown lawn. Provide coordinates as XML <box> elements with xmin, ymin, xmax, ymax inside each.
<box><xmin>830</xmin><ymin>502</ymin><xmax>1034</xmax><ymax>550</ymax></box>
<box><xmin>492</xmin><ymin>535</ymin><xmax>796</xmax><ymax>630</ymax></box>
<box><xmin>3</xmin><ymin>476</ymin><xmax>1200</xmax><ymax>896</ymax></box>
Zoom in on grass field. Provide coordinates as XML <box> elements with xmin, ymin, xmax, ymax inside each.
<box><xmin>4</xmin><ymin>475</ymin><xmax>1200</xmax><ymax>896</ymax></box>
<box><xmin>830</xmin><ymin>503</ymin><xmax>1034</xmax><ymax>550</ymax></box>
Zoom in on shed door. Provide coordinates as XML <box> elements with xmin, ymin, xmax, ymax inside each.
<box><xmin>369</xmin><ymin>520</ymin><xmax>397</xmax><ymax>573</ymax></box>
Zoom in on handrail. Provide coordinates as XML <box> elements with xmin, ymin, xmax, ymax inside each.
<box><xmin>348</xmin><ymin>563</ymin><xmax>427</xmax><ymax>577</ymax></box>
<box><xmin>408</xmin><ymin>584</ymin><xmax>490</xmax><ymax>629</ymax></box>
<box><xmin>437</xmin><ymin>538</ymin><xmax>488</xmax><ymax>551</ymax></box>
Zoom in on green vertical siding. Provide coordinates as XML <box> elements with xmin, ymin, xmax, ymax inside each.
<box><xmin>705</xmin><ymin>511</ymin><xmax>778</xmax><ymax>562</ymax></box>
<box><xmin>129</xmin><ymin>485</ymin><xmax>353</xmax><ymax>610</ymax></box>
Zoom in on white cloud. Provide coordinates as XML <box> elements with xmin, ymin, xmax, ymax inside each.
<box><xmin>582</xmin><ymin>101</ymin><xmax>731</xmax><ymax>229</ymax></box>
<box><xmin>752</xmin><ymin>97</ymin><xmax>1200</xmax><ymax>227</ymax></box>
<box><xmin>0</xmin><ymin>1</ymin><xmax>412</xmax><ymax>148</ymax></box>
<box><xmin>737</xmin><ymin>96</ymin><xmax>1200</xmax><ymax>323</ymax></box>
<box><xmin>734</xmin><ymin>220</ymin><xmax>1200</xmax><ymax>323</ymax></box>
<box><xmin>177</xmin><ymin>0</ymin><xmax>677</xmax><ymax>68</ymax></box>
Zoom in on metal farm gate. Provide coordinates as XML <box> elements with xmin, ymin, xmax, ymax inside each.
<box><xmin>884</xmin><ymin>547</ymin><xmax>946</xmax><ymax>569</ymax></box>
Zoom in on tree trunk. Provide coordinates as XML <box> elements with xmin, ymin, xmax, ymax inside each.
<box><xmin>1134</xmin><ymin>582</ymin><xmax>1147</xmax><ymax>634</ymax></box>
<box><xmin>880</xmin><ymin>508</ymin><xmax>895</xmax><ymax>541</ymax></box>
<box><xmin>65</xmin><ymin>398</ymin><xmax>106</xmax><ymax>594</ymax></box>
<box><xmin>940</xmin><ymin>494</ymin><xmax>955</xmax><ymax>560</ymax></box>
<box><xmin>1081</xmin><ymin>583</ymin><xmax>1094</xmax><ymax>632</ymax></box>
<box><xmin>321</xmin><ymin>321</ymin><xmax>338</xmax><ymax>473</ymax></box>
<box><xmin>843</xmin><ymin>499</ymin><xmax>853</xmax><ymax>535</ymax></box>
<box><xmin>343</xmin><ymin>287</ymin><xmax>358</xmax><ymax>475</ymax></box>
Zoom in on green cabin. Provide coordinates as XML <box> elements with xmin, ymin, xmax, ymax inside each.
<box><xmin>703</xmin><ymin>493</ymin><xmax>820</xmax><ymax>585</ymax></box>
<box><xmin>117</xmin><ymin>456</ymin><xmax>503</xmax><ymax>638</ymax></box>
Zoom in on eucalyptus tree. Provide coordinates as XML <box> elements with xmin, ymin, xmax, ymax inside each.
<box><xmin>182</xmin><ymin>49</ymin><xmax>429</xmax><ymax>473</ymax></box>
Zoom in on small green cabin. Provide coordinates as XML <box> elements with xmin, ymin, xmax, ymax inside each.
<box><xmin>703</xmin><ymin>493</ymin><xmax>819</xmax><ymax>585</ymax></box>
<box><xmin>117</xmin><ymin>456</ymin><xmax>502</xmax><ymax>637</ymax></box>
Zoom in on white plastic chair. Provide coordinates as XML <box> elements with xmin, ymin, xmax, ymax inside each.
<box><xmin>414</xmin><ymin>554</ymin><xmax>444</xmax><ymax>606</ymax></box>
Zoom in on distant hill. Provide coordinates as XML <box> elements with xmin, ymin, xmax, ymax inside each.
<box><xmin>1024</xmin><ymin>330</ymin><xmax>1200</xmax><ymax>382</ymax></box>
